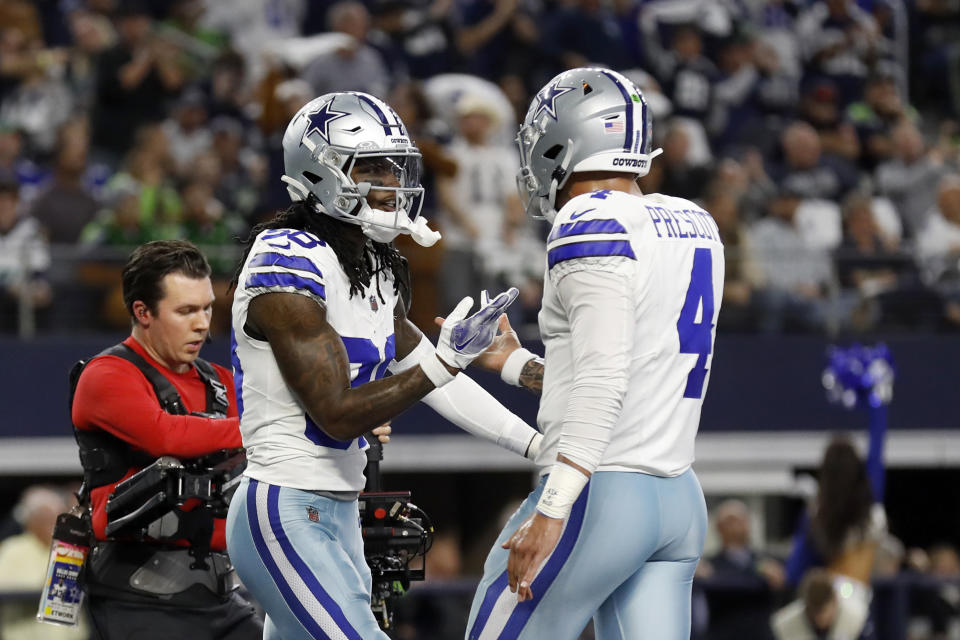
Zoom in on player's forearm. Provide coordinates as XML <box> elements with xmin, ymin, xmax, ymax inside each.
<box><xmin>497</xmin><ymin>347</ymin><xmax>543</xmax><ymax>395</ymax></box>
<box><xmin>308</xmin><ymin>365</ymin><xmax>439</xmax><ymax>440</ymax></box>
<box><xmin>421</xmin><ymin>373</ymin><xmax>541</xmax><ymax>458</ymax></box>
<box><xmin>291</xmin><ymin>334</ymin><xmax>449</xmax><ymax>440</ymax></box>
<box><xmin>556</xmin><ymin>380</ymin><xmax>625</xmax><ymax>472</ymax></box>
<box><xmin>391</xmin><ymin>334</ymin><xmax>541</xmax><ymax>457</ymax></box>
<box><xmin>256</xmin><ymin>293</ymin><xmax>451</xmax><ymax>441</ymax></box>
<box><xmin>518</xmin><ymin>358</ymin><xmax>544</xmax><ymax>395</ymax></box>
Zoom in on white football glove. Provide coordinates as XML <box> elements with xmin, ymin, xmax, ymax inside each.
<box><xmin>438</xmin><ymin>288</ymin><xmax>519</xmax><ymax>370</ymax></box>
<box><xmin>419</xmin><ymin>288</ymin><xmax>520</xmax><ymax>387</ymax></box>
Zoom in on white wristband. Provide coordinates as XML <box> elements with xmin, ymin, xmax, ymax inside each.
<box><xmin>419</xmin><ymin>353</ymin><xmax>456</xmax><ymax>388</ymax></box>
<box><xmin>501</xmin><ymin>348</ymin><xmax>538</xmax><ymax>386</ymax></box>
<box><xmin>536</xmin><ymin>463</ymin><xmax>589</xmax><ymax>520</ymax></box>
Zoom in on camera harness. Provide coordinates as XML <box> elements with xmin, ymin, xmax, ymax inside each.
<box><xmin>69</xmin><ymin>343</ymin><xmax>230</xmax><ymax>565</ymax></box>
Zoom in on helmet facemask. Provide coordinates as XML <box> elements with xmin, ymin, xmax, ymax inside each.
<box><xmin>516</xmin><ymin>121</ymin><xmax>578</xmax><ymax>224</ymax></box>
<box><xmin>342</xmin><ymin>152</ymin><xmax>425</xmax><ymax>241</ymax></box>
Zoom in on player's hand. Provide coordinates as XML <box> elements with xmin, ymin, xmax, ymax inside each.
<box><xmin>435</xmin><ymin>288</ymin><xmax>519</xmax><ymax>370</ymax></box>
<box><xmin>502</xmin><ymin>512</ymin><xmax>564</xmax><ymax>602</ymax></box>
<box><xmin>372</xmin><ymin>423</ymin><xmax>391</xmax><ymax>444</ymax></box>
<box><xmin>434</xmin><ymin>313</ymin><xmax>522</xmax><ymax>375</ymax></box>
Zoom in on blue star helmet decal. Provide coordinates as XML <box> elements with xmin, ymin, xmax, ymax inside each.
<box><xmin>533</xmin><ymin>80</ymin><xmax>576</xmax><ymax>121</ymax></box>
<box><xmin>301</xmin><ymin>101</ymin><xmax>349</xmax><ymax>146</ymax></box>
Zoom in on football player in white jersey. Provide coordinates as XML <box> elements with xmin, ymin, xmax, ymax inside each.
<box><xmin>224</xmin><ymin>91</ymin><xmax>544</xmax><ymax>640</ymax></box>
<box><xmin>462</xmin><ymin>68</ymin><xmax>726</xmax><ymax>639</ymax></box>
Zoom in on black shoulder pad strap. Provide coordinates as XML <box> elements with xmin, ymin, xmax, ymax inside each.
<box><xmin>98</xmin><ymin>344</ymin><xmax>188</xmax><ymax>415</ymax></box>
<box><xmin>193</xmin><ymin>358</ymin><xmax>229</xmax><ymax>418</ymax></box>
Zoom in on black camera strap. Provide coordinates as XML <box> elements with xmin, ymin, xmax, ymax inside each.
<box><xmin>192</xmin><ymin>358</ymin><xmax>229</xmax><ymax>419</ymax></box>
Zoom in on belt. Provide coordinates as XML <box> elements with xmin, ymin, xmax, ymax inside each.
<box><xmin>86</xmin><ymin>542</ymin><xmax>239</xmax><ymax>604</ymax></box>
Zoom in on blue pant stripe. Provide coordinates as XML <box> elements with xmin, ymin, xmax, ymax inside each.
<box><xmin>468</xmin><ymin>570</ymin><xmax>510</xmax><ymax>640</ymax></box>
<box><xmin>246</xmin><ymin>479</ymin><xmax>333</xmax><ymax>640</ymax></box>
<box><xmin>265</xmin><ymin>484</ymin><xmax>364</xmax><ymax>640</ymax></box>
<box><xmin>499</xmin><ymin>486</ymin><xmax>590</xmax><ymax>639</ymax></box>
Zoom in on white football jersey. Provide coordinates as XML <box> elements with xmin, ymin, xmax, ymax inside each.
<box><xmin>231</xmin><ymin>228</ymin><xmax>399</xmax><ymax>491</ymax></box>
<box><xmin>536</xmin><ymin>189</ymin><xmax>725</xmax><ymax>476</ymax></box>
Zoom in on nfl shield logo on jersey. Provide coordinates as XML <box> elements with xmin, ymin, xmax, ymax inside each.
<box><xmin>369</xmin><ymin>295</ymin><xmax>378</xmax><ymax>311</ymax></box>
<box><xmin>306</xmin><ymin>506</ymin><xmax>320</xmax><ymax>522</ymax></box>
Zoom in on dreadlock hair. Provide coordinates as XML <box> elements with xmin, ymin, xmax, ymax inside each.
<box><xmin>230</xmin><ymin>199</ymin><xmax>411</xmax><ymax>307</ymax></box>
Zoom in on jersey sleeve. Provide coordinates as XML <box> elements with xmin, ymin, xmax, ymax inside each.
<box><xmin>552</xmin><ymin>268</ymin><xmax>634</xmax><ymax>472</ymax></box>
<box><xmin>545</xmin><ymin>193</ymin><xmax>638</xmax><ymax>283</ymax></box>
<box><xmin>240</xmin><ymin>229</ymin><xmax>332</xmax><ymax>307</ymax></box>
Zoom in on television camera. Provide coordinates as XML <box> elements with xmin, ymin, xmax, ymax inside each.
<box><xmin>360</xmin><ymin>435</ymin><xmax>434</xmax><ymax>631</ymax></box>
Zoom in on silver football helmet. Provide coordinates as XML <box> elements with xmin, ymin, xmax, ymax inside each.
<box><xmin>281</xmin><ymin>92</ymin><xmax>440</xmax><ymax>246</ymax></box>
<box><xmin>516</xmin><ymin>68</ymin><xmax>663</xmax><ymax>223</ymax></box>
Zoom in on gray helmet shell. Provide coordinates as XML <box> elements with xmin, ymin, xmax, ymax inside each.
<box><xmin>516</xmin><ymin>67</ymin><xmax>662</xmax><ymax>223</ymax></box>
<box><xmin>281</xmin><ymin>92</ymin><xmax>425</xmax><ymax>237</ymax></box>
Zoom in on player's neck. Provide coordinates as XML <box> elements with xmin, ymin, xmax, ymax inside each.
<box><xmin>557</xmin><ymin>173</ymin><xmax>643</xmax><ymax>209</ymax></box>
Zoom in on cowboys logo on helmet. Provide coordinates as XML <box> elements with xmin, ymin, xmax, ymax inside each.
<box><xmin>281</xmin><ymin>91</ymin><xmax>440</xmax><ymax>246</ymax></box>
<box><xmin>516</xmin><ymin>67</ymin><xmax>663</xmax><ymax>223</ymax></box>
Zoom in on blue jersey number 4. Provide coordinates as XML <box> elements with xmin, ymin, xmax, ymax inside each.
<box><xmin>677</xmin><ymin>247</ymin><xmax>714</xmax><ymax>399</ymax></box>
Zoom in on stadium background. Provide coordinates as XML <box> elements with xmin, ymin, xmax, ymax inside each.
<box><xmin>1</xmin><ymin>0</ymin><xmax>960</xmax><ymax>637</ymax></box>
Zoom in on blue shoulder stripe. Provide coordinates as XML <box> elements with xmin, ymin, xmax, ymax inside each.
<box><xmin>245</xmin><ymin>272</ymin><xmax>326</xmax><ymax>300</ymax></box>
<box><xmin>249</xmin><ymin>252</ymin><xmax>322</xmax><ymax>278</ymax></box>
<box><xmin>549</xmin><ymin>218</ymin><xmax>627</xmax><ymax>243</ymax></box>
<box><xmin>547</xmin><ymin>240</ymin><xmax>636</xmax><ymax>269</ymax></box>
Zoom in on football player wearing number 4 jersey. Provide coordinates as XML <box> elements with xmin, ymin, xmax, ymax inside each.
<box><xmin>224</xmin><ymin>92</ymin><xmax>542</xmax><ymax>640</ymax></box>
<box><xmin>461</xmin><ymin>68</ymin><xmax>725</xmax><ymax>639</ymax></box>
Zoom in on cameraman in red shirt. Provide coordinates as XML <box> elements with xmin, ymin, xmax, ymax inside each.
<box><xmin>71</xmin><ymin>240</ymin><xmax>262</xmax><ymax>640</ymax></box>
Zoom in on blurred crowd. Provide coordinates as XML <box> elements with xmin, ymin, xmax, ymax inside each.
<box><xmin>2</xmin><ymin>0</ymin><xmax>960</xmax><ymax>335</ymax></box>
